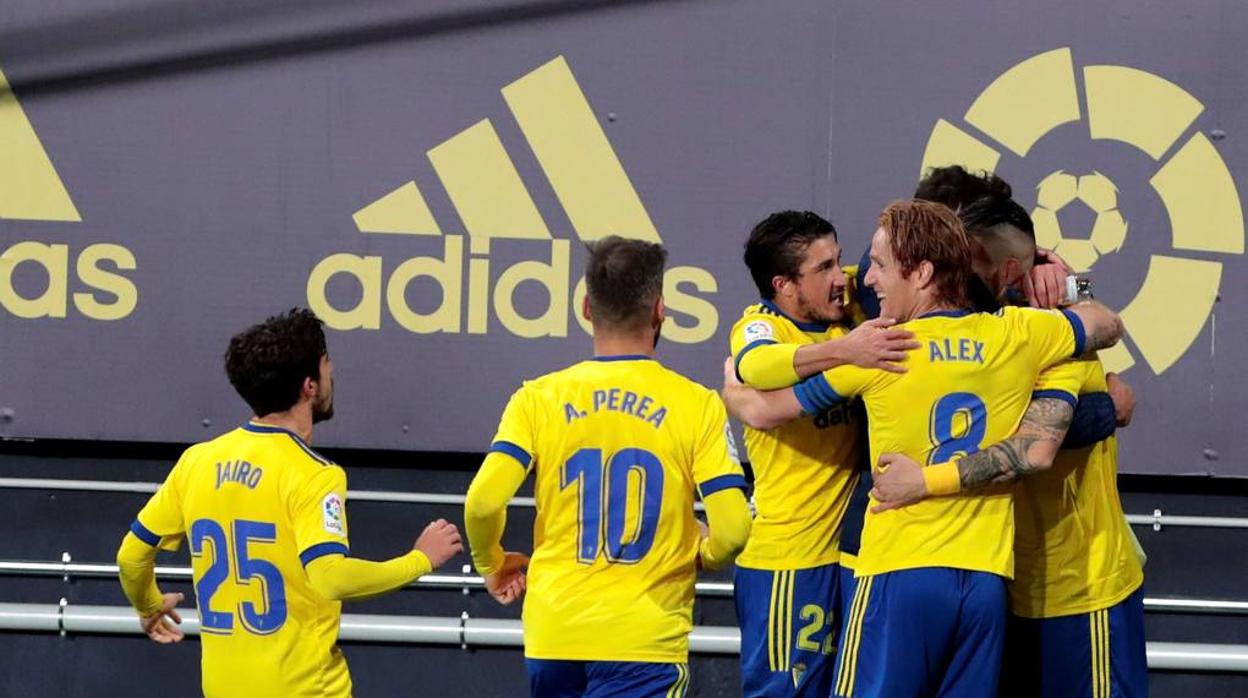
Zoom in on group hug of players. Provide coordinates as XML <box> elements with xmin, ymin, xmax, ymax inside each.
<box><xmin>115</xmin><ymin>165</ymin><xmax>1147</xmax><ymax>698</ymax></box>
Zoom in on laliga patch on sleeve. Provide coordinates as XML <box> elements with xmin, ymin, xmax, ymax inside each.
<box><xmin>322</xmin><ymin>493</ymin><xmax>345</xmax><ymax>536</ymax></box>
<box><xmin>742</xmin><ymin>321</ymin><xmax>774</xmax><ymax>344</ymax></box>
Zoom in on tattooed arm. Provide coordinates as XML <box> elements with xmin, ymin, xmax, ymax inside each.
<box><xmin>951</xmin><ymin>397</ymin><xmax>1073</xmax><ymax>490</ymax></box>
<box><xmin>869</xmin><ymin>397</ymin><xmax>1074</xmax><ymax>512</ymax></box>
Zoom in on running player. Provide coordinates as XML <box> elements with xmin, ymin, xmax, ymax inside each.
<box><xmin>116</xmin><ymin>308</ymin><xmax>462</xmax><ymax>697</ymax></box>
<box><xmin>463</xmin><ymin>237</ymin><xmax>752</xmax><ymax>697</ymax></box>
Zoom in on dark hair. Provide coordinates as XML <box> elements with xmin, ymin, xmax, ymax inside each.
<box><xmin>878</xmin><ymin>200</ymin><xmax>972</xmax><ymax>307</ymax></box>
<box><xmin>225</xmin><ymin>308</ymin><xmax>327</xmax><ymax>417</ymax></box>
<box><xmin>743</xmin><ymin>211</ymin><xmax>838</xmax><ymax>299</ymax></box>
<box><xmin>958</xmin><ymin>195</ymin><xmax>1035</xmax><ymax>239</ymax></box>
<box><xmin>914</xmin><ymin>165</ymin><xmax>1012</xmax><ymax>211</ymax></box>
<box><xmin>585</xmin><ymin>236</ymin><xmax>668</xmax><ymax>330</ymax></box>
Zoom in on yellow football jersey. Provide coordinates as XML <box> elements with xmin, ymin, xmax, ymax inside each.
<box><xmin>131</xmin><ymin>422</ymin><xmax>354</xmax><ymax>698</ymax></box>
<box><xmin>730</xmin><ymin>301</ymin><xmax>861</xmax><ymax>570</ymax></box>
<box><xmin>489</xmin><ymin>356</ymin><xmax>746</xmax><ymax>663</ymax></box>
<box><xmin>794</xmin><ymin>306</ymin><xmax>1085</xmax><ymax>579</ymax></box>
<box><xmin>1011</xmin><ymin>358</ymin><xmax>1145</xmax><ymax>618</ymax></box>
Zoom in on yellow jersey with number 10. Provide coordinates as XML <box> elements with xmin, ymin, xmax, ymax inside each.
<box><xmin>794</xmin><ymin>307</ymin><xmax>1084</xmax><ymax>579</ymax></box>
<box><xmin>130</xmin><ymin>422</ymin><xmax>355</xmax><ymax>698</ymax></box>
<box><xmin>488</xmin><ymin>356</ymin><xmax>746</xmax><ymax>663</ymax></box>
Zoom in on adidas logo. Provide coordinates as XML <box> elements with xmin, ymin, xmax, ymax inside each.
<box><xmin>306</xmin><ymin>56</ymin><xmax>719</xmax><ymax>343</ymax></box>
<box><xmin>0</xmin><ymin>67</ymin><xmax>137</xmax><ymax>321</ymax></box>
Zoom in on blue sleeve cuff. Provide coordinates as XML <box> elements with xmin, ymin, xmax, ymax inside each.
<box><xmin>129</xmin><ymin>520</ymin><xmax>162</xmax><ymax>547</ymax></box>
<box><xmin>490</xmin><ymin>441</ymin><xmax>532</xmax><ymax>469</ymax></box>
<box><xmin>1060</xmin><ymin>308</ymin><xmax>1087</xmax><ymax>357</ymax></box>
<box><xmin>1062</xmin><ymin>390</ymin><xmax>1116</xmax><ymax>450</ymax></box>
<box><xmin>300</xmin><ymin>541</ymin><xmax>350</xmax><ymax>567</ymax></box>
<box><xmin>792</xmin><ymin>373</ymin><xmax>845</xmax><ymax>414</ymax></box>
<box><xmin>699</xmin><ymin>474</ymin><xmax>748</xmax><ymax>498</ymax></box>
<box><xmin>1032</xmin><ymin>389</ymin><xmax>1078</xmax><ymax>410</ymax></box>
<box><xmin>733</xmin><ymin>339</ymin><xmax>778</xmax><ymax>382</ymax></box>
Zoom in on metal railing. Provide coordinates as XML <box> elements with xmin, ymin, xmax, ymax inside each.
<box><xmin>0</xmin><ymin>602</ymin><xmax>1243</xmax><ymax>671</ymax></box>
<box><xmin>6</xmin><ymin>477</ymin><xmax>1248</xmax><ymax>526</ymax></box>
<box><xmin>3</xmin><ymin>559</ymin><xmax>1247</xmax><ymax>616</ymax></box>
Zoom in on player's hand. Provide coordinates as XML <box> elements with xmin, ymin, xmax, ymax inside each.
<box><xmin>693</xmin><ymin>518</ymin><xmax>711</xmax><ymax>570</ymax></box>
<box><xmin>484</xmin><ymin>552</ymin><xmax>529</xmax><ymax>605</ymax></box>
<box><xmin>1106</xmin><ymin>372</ymin><xmax>1135</xmax><ymax>427</ymax></box>
<box><xmin>721</xmin><ymin>357</ymin><xmax>743</xmax><ymax>389</ymax></box>
<box><xmin>870</xmin><ymin>453</ymin><xmax>927</xmax><ymax>513</ymax></box>
<box><xmin>139</xmin><ymin>592</ymin><xmax>185</xmax><ymax>644</ymax></box>
<box><xmin>414</xmin><ymin>519</ymin><xmax>463</xmax><ymax>569</ymax></box>
<box><xmin>838</xmin><ymin>318</ymin><xmax>920</xmax><ymax>373</ymax></box>
<box><xmin>1025</xmin><ymin>249</ymin><xmax>1073</xmax><ymax>308</ymax></box>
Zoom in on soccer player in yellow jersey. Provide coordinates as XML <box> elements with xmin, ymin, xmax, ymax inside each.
<box><xmin>725</xmin><ymin>200</ymin><xmax>1123</xmax><ymax>697</ymax></box>
<box><xmin>463</xmin><ymin>236</ymin><xmax>752</xmax><ymax>698</ymax></box>
<box><xmin>115</xmin><ymin>309</ymin><xmax>463</xmax><ymax>698</ymax></box>
<box><xmin>868</xmin><ymin>195</ymin><xmax>1147</xmax><ymax>698</ymax></box>
<box><xmin>729</xmin><ymin>210</ymin><xmax>918</xmax><ymax>697</ymax></box>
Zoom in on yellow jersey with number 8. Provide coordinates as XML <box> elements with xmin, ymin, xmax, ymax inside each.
<box><xmin>793</xmin><ymin>307</ymin><xmax>1084</xmax><ymax>579</ymax></box>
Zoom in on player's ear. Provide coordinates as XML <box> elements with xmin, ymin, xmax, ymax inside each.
<box><xmin>653</xmin><ymin>295</ymin><xmax>666</xmax><ymax>326</ymax></box>
<box><xmin>771</xmin><ymin>274</ymin><xmax>790</xmax><ymax>299</ymax></box>
<box><xmin>301</xmin><ymin>375</ymin><xmax>318</xmax><ymax>400</ymax></box>
<box><xmin>581</xmin><ymin>294</ymin><xmax>592</xmax><ymax>323</ymax></box>
<box><xmin>915</xmin><ymin>260</ymin><xmax>936</xmax><ymax>289</ymax></box>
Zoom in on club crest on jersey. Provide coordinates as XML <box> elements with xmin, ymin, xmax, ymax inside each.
<box><xmin>322</xmin><ymin>493</ymin><xmax>345</xmax><ymax>536</ymax></box>
<box><xmin>791</xmin><ymin>662</ymin><xmax>807</xmax><ymax>688</ymax></box>
<box><xmin>742</xmin><ymin>320</ymin><xmax>774</xmax><ymax>343</ymax></box>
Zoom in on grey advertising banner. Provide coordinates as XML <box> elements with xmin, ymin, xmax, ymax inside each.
<box><xmin>0</xmin><ymin>1</ymin><xmax>1244</xmax><ymax>475</ymax></box>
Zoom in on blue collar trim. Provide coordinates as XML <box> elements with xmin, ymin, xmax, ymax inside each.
<box><xmin>760</xmin><ymin>300</ymin><xmax>830</xmax><ymax>332</ymax></box>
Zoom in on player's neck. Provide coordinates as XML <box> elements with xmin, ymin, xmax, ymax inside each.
<box><xmin>591</xmin><ymin>332</ymin><xmax>656</xmax><ymax>359</ymax></box>
<box><xmin>771</xmin><ymin>298</ymin><xmax>814</xmax><ymax>325</ymax></box>
<box><xmin>907</xmin><ymin>294</ymin><xmax>961</xmax><ymax>321</ymax></box>
<box><xmin>251</xmin><ymin>406</ymin><xmax>314</xmax><ymax>443</ymax></box>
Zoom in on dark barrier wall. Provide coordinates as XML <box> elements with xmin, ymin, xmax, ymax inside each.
<box><xmin>0</xmin><ymin>447</ymin><xmax>1245</xmax><ymax>696</ymax></box>
<box><xmin>0</xmin><ymin>1</ymin><xmax>1246</xmax><ymax>474</ymax></box>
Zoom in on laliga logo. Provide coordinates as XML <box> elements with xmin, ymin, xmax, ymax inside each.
<box><xmin>919</xmin><ymin>47</ymin><xmax>1244</xmax><ymax>375</ymax></box>
<box><xmin>0</xmin><ymin>68</ymin><xmax>137</xmax><ymax>320</ymax></box>
<box><xmin>307</xmin><ymin>56</ymin><xmax>718</xmax><ymax>343</ymax></box>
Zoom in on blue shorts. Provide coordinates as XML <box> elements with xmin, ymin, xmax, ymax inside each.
<box><xmin>734</xmin><ymin>563</ymin><xmax>843</xmax><ymax>697</ymax></box>
<box><xmin>832</xmin><ymin>567</ymin><xmax>1007</xmax><ymax>698</ymax></box>
<box><xmin>999</xmin><ymin>588</ymin><xmax>1148</xmax><ymax>698</ymax></box>
<box><xmin>526</xmin><ymin>659</ymin><xmax>688</xmax><ymax>698</ymax></box>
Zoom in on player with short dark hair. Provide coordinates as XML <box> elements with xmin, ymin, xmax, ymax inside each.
<box><xmin>464</xmin><ymin>236</ymin><xmax>753</xmax><ymax>697</ymax></box>
<box><xmin>729</xmin><ymin>210</ymin><xmax>917</xmax><ymax>697</ymax></box>
<box><xmin>116</xmin><ymin>308</ymin><xmax>462</xmax><ymax>698</ymax></box>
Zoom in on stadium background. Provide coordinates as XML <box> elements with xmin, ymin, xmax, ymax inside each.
<box><xmin>0</xmin><ymin>0</ymin><xmax>1244</xmax><ymax>695</ymax></box>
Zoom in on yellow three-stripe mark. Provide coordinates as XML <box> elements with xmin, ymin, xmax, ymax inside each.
<box><xmin>665</xmin><ymin>663</ymin><xmax>689</xmax><ymax>697</ymax></box>
<box><xmin>1090</xmin><ymin>609</ymin><xmax>1112</xmax><ymax>698</ymax></box>
<box><xmin>353</xmin><ymin>56</ymin><xmax>660</xmax><ymax>242</ymax></box>
<box><xmin>767</xmin><ymin>570</ymin><xmax>796</xmax><ymax>672</ymax></box>
<box><xmin>835</xmin><ymin>576</ymin><xmax>873</xmax><ymax>698</ymax></box>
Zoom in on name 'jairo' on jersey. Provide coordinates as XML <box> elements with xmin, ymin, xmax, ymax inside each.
<box><xmin>488</xmin><ymin>356</ymin><xmax>746</xmax><ymax>663</ymax></box>
<box><xmin>730</xmin><ymin>300</ymin><xmax>862</xmax><ymax>570</ymax></box>
<box><xmin>130</xmin><ymin>423</ymin><xmax>355</xmax><ymax>698</ymax></box>
<box><xmin>794</xmin><ymin>306</ymin><xmax>1085</xmax><ymax>579</ymax></box>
